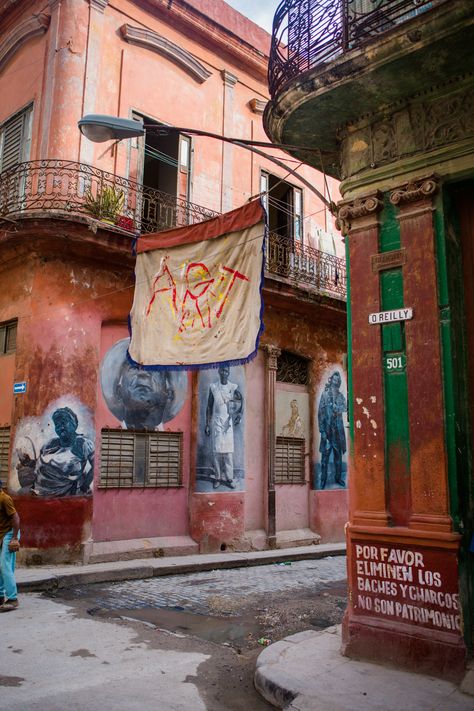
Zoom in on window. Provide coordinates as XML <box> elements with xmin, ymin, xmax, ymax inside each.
<box><xmin>0</xmin><ymin>320</ymin><xmax>17</xmax><ymax>355</ymax></box>
<box><xmin>275</xmin><ymin>436</ymin><xmax>305</xmax><ymax>484</ymax></box>
<box><xmin>261</xmin><ymin>171</ymin><xmax>303</xmax><ymax>244</ymax></box>
<box><xmin>100</xmin><ymin>429</ymin><xmax>182</xmax><ymax>489</ymax></box>
<box><xmin>0</xmin><ymin>106</ymin><xmax>32</xmax><ymax>173</ymax></box>
<box><xmin>277</xmin><ymin>351</ymin><xmax>309</xmax><ymax>386</ymax></box>
<box><xmin>0</xmin><ymin>427</ymin><xmax>10</xmax><ymax>478</ymax></box>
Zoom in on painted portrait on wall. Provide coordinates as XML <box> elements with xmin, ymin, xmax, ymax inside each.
<box><xmin>11</xmin><ymin>396</ymin><xmax>95</xmax><ymax>497</ymax></box>
<box><xmin>314</xmin><ymin>367</ymin><xmax>348</xmax><ymax>490</ymax></box>
<box><xmin>196</xmin><ymin>365</ymin><xmax>245</xmax><ymax>492</ymax></box>
<box><xmin>100</xmin><ymin>338</ymin><xmax>188</xmax><ymax>430</ymax></box>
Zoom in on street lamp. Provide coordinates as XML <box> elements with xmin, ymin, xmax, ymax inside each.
<box><xmin>78</xmin><ymin>114</ymin><xmax>145</xmax><ymax>143</ymax></box>
<box><xmin>78</xmin><ymin>114</ymin><xmax>334</xmax><ymax>210</ymax></box>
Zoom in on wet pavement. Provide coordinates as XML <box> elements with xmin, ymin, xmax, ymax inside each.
<box><xmin>45</xmin><ymin>556</ymin><xmax>348</xmax><ymax>649</ymax></box>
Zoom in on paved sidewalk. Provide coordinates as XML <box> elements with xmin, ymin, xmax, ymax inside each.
<box><xmin>15</xmin><ymin>542</ymin><xmax>346</xmax><ymax>592</ymax></box>
<box><xmin>255</xmin><ymin>626</ymin><xmax>474</xmax><ymax>711</ymax></box>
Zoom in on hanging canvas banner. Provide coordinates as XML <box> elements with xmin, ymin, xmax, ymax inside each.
<box><xmin>128</xmin><ymin>199</ymin><xmax>265</xmax><ymax>370</ymax></box>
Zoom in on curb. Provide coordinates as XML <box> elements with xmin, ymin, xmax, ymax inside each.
<box><xmin>16</xmin><ymin>543</ymin><xmax>346</xmax><ymax>592</ymax></box>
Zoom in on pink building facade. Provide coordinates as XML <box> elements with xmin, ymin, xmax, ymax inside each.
<box><xmin>0</xmin><ymin>0</ymin><xmax>347</xmax><ymax>563</ymax></box>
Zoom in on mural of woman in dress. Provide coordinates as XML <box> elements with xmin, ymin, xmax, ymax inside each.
<box><xmin>196</xmin><ymin>365</ymin><xmax>245</xmax><ymax>492</ymax></box>
<box><xmin>100</xmin><ymin>338</ymin><xmax>188</xmax><ymax>430</ymax></box>
<box><xmin>314</xmin><ymin>369</ymin><xmax>348</xmax><ymax>490</ymax></box>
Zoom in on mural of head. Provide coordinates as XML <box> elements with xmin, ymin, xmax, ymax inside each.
<box><xmin>52</xmin><ymin>407</ymin><xmax>78</xmax><ymax>446</ymax></box>
<box><xmin>328</xmin><ymin>371</ymin><xmax>341</xmax><ymax>389</ymax></box>
<box><xmin>218</xmin><ymin>365</ymin><xmax>230</xmax><ymax>384</ymax></box>
<box><xmin>100</xmin><ymin>338</ymin><xmax>188</xmax><ymax>430</ymax></box>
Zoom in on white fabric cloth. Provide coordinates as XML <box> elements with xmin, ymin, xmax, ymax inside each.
<box><xmin>128</xmin><ymin>201</ymin><xmax>265</xmax><ymax>369</ymax></box>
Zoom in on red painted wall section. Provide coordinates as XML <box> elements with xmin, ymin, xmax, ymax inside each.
<box><xmin>13</xmin><ymin>495</ymin><xmax>92</xmax><ymax>551</ymax></box>
<box><xmin>92</xmin><ymin>323</ymin><xmax>192</xmax><ymax>542</ymax></box>
<box><xmin>311</xmin><ymin>489</ymin><xmax>349</xmax><ymax>542</ymax></box>
<box><xmin>189</xmin><ymin>492</ymin><xmax>245</xmax><ymax>552</ymax></box>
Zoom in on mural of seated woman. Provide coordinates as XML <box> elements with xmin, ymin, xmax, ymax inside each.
<box><xmin>18</xmin><ymin>408</ymin><xmax>94</xmax><ymax>497</ymax></box>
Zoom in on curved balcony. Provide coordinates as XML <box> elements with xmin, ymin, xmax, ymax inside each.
<box><xmin>266</xmin><ymin>0</ymin><xmax>471</xmax><ymax>182</ymax></box>
<box><xmin>0</xmin><ymin>159</ymin><xmax>218</xmax><ymax>234</ymax></box>
<box><xmin>269</xmin><ymin>0</ymin><xmax>442</xmax><ymax>98</ymax></box>
<box><xmin>0</xmin><ymin>159</ymin><xmax>346</xmax><ymax>300</ymax></box>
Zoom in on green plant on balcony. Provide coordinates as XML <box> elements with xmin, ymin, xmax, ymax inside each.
<box><xmin>84</xmin><ymin>184</ymin><xmax>125</xmax><ymax>224</ymax></box>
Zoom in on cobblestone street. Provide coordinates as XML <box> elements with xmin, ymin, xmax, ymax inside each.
<box><xmin>44</xmin><ymin>556</ymin><xmax>347</xmax><ymax>709</ymax></box>
<box><xmin>52</xmin><ymin>555</ymin><xmax>347</xmax><ymax>619</ymax></box>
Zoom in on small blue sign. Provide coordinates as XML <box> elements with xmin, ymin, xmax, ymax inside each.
<box><xmin>13</xmin><ymin>382</ymin><xmax>27</xmax><ymax>394</ymax></box>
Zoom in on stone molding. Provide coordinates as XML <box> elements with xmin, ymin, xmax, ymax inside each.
<box><xmin>0</xmin><ymin>14</ymin><xmax>50</xmax><ymax>74</ymax></box>
<box><xmin>248</xmin><ymin>98</ymin><xmax>267</xmax><ymax>115</ymax></box>
<box><xmin>335</xmin><ymin>193</ymin><xmax>383</xmax><ymax>235</ymax></box>
<box><xmin>120</xmin><ymin>24</ymin><xmax>212</xmax><ymax>84</ymax></box>
<box><xmin>341</xmin><ymin>81</ymin><xmax>474</xmax><ymax>179</ymax></box>
<box><xmin>89</xmin><ymin>0</ymin><xmax>108</xmax><ymax>12</ymax></box>
<box><xmin>389</xmin><ymin>175</ymin><xmax>439</xmax><ymax>207</ymax></box>
<box><xmin>264</xmin><ymin>345</ymin><xmax>281</xmax><ymax>371</ymax></box>
<box><xmin>221</xmin><ymin>69</ymin><xmax>238</xmax><ymax>88</ymax></box>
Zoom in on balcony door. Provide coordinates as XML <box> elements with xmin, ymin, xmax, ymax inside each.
<box><xmin>129</xmin><ymin>112</ymin><xmax>191</xmax><ymax>232</ymax></box>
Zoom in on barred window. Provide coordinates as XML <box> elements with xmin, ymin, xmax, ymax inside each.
<box><xmin>277</xmin><ymin>351</ymin><xmax>309</xmax><ymax>386</ymax></box>
<box><xmin>100</xmin><ymin>429</ymin><xmax>182</xmax><ymax>489</ymax></box>
<box><xmin>0</xmin><ymin>320</ymin><xmax>17</xmax><ymax>354</ymax></box>
<box><xmin>0</xmin><ymin>426</ymin><xmax>11</xmax><ymax>478</ymax></box>
<box><xmin>275</xmin><ymin>436</ymin><xmax>305</xmax><ymax>484</ymax></box>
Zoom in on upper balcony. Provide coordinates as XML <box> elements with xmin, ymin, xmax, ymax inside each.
<box><xmin>265</xmin><ymin>0</ymin><xmax>474</xmax><ymax>181</ymax></box>
<box><xmin>0</xmin><ymin>159</ymin><xmax>346</xmax><ymax>301</ymax></box>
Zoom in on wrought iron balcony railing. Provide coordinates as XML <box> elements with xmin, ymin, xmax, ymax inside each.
<box><xmin>269</xmin><ymin>0</ymin><xmax>441</xmax><ymax>97</ymax></box>
<box><xmin>0</xmin><ymin>159</ymin><xmax>218</xmax><ymax>233</ymax></box>
<box><xmin>265</xmin><ymin>232</ymin><xmax>346</xmax><ymax>299</ymax></box>
<box><xmin>0</xmin><ymin>160</ymin><xmax>346</xmax><ymax>300</ymax></box>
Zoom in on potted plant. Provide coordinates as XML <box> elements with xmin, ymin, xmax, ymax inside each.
<box><xmin>84</xmin><ymin>184</ymin><xmax>125</xmax><ymax>224</ymax></box>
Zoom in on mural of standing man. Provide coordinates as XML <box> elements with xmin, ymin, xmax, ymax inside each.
<box><xmin>316</xmin><ymin>370</ymin><xmax>347</xmax><ymax>489</ymax></box>
<box><xmin>205</xmin><ymin>366</ymin><xmax>243</xmax><ymax>489</ymax></box>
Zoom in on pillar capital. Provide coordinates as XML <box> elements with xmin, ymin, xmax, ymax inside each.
<box><xmin>264</xmin><ymin>345</ymin><xmax>281</xmax><ymax>371</ymax></box>
<box><xmin>389</xmin><ymin>174</ymin><xmax>439</xmax><ymax>208</ymax></box>
<box><xmin>335</xmin><ymin>192</ymin><xmax>383</xmax><ymax>235</ymax></box>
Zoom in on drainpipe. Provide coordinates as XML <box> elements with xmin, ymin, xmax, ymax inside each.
<box><xmin>264</xmin><ymin>344</ymin><xmax>281</xmax><ymax>549</ymax></box>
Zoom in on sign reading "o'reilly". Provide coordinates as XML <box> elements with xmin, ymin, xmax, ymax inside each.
<box><xmin>369</xmin><ymin>308</ymin><xmax>413</xmax><ymax>325</ymax></box>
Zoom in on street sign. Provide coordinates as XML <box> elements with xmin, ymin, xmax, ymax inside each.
<box><xmin>13</xmin><ymin>381</ymin><xmax>27</xmax><ymax>394</ymax></box>
<box><xmin>368</xmin><ymin>308</ymin><xmax>413</xmax><ymax>325</ymax></box>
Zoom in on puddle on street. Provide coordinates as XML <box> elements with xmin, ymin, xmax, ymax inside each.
<box><xmin>89</xmin><ymin>605</ymin><xmax>262</xmax><ymax>645</ymax></box>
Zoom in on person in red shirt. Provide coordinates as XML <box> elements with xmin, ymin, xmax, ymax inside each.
<box><xmin>0</xmin><ymin>479</ymin><xmax>20</xmax><ymax>612</ymax></box>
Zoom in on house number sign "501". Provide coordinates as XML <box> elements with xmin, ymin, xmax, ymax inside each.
<box><xmin>384</xmin><ymin>355</ymin><xmax>406</xmax><ymax>372</ymax></box>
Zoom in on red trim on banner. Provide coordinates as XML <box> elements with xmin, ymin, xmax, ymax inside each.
<box><xmin>136</xmin><ymin>199</ymin><xmax>265</xmax><ymax>253</ymax></box>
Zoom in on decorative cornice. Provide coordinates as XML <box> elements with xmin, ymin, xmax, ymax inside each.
<box><xmin>0</xmin><ymin>14</ymin><xmax>50</xmax><ymax>75</ymax></box>
<box><xmin>221</xmin><ymin>69</ymin><xmax>238</xmax><ymax>88</ymax></box>
<box><xmin>264</xmin><ymin>345</ymin><xmax>281</xmax><ymax>371</ymax></box>
<box><xmin>389</xmin><ymin>175</ymin><xmax>439</xmax><ymax>206</ymax></box>
<box><xmin>120</xmin><ymin>24</ymin><xmax>212</xmax><ymax>84</ymax></box>
<box><xmin>248</xmin><ymin>98</ymin><xmax>267</xmax><ymax>115</ymax></box>
<box><xmin>335</xmin><ymin>193</ymin><xmax>383</xmax><ymax>235</ymax></box>
<box><xmin>89</xmin><ymin>0</ymin><xmax>108</xmax><ymax>12</ymax></box>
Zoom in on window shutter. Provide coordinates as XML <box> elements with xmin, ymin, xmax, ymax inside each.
<box><xmin>275</xmin><ymin>436</ymin><xmax>305</xmax><ymax>484</ymax></box>
<box><xmin>0</xmin><ymin>427</ymin><xmax>11</xmax><ymax>477</ymax></box>
<box><xmin>1</xmin><ymin>113</ymin><xmax>25</xmax><ymax>173</ymax></box>
<box><xmin>5</xmin><ymin>322</ymin><xmax>17</xmax><ymax>353</ymax></box>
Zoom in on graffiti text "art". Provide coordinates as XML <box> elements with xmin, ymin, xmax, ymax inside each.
<box><xmin>146</xmin><ymin>259</ymin><xmax>249</xmax><ymax>334</ymax></box>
